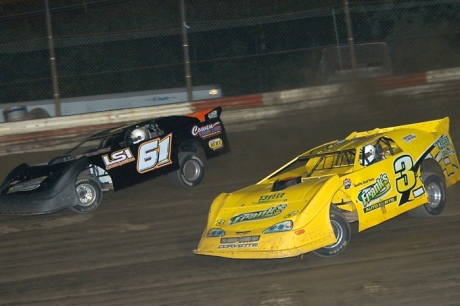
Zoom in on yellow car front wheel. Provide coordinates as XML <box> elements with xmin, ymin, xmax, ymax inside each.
<box><xmin>313</xmin><ymin>207</ymin><xmax>351</xmax><ymax>257</ymax></box>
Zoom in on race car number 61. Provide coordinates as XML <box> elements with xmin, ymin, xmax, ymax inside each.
<box><xmin>137</xmin><ymin>134</ymin><xmax>172</xmax><ymax>173</ymax></box>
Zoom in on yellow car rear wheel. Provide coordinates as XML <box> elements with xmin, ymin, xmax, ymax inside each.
<box><xmin>409</xmin><ymin>172</ymin><xmax>446</xmax><ymax>218</ymax></box>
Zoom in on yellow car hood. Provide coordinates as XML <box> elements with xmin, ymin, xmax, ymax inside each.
<box><xmin>211</xmin><ymin>175</ymin><xmax>337</xmax><ymax>231</ymax></box>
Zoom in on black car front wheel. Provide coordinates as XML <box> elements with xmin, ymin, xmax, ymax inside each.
<box><xmin>69</xmin><ymin>176</ymin><xmax>103</xmax><ymax>214</ymax></box>
<box><xmin>168</xmin><ymin>152</ymin><xmax>205</xmax><ymax>188</ymax></box>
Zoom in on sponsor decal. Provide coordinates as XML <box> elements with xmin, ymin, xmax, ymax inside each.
<box><xmin>284</xmin><ymin>210</ymin><xmax>298</xmax><ymax>218</ymax></box>
<box><xmin>343</xmin><ymin>178</ymin><xmax>351</xmax><ymax>190</ymax></box>
<box><xmin>218</xmin><ymin>243</ymin><xmax>259</xmax><ymax>249</ymax></box>
<box><xmin>435</xmin><ymin>135</ymin><xmax>455</xmax><ymax>158</ymax></box>
<box><xmin>220</xmin><ymin>236</ymin><xmax>260</xmax><ymax>244</ymax></box>
<box><xmin>102</xmin><ymin>148</ymin><xmax>135</xmax><ymax>170</ymax></box>
<box><xmin>257</xmin><ymin>192</ymin><xmax>285</xmax><ymax>203</ymax></box>
<box><xmin>147</xmin><ymin>95</ymin><xmax>177</xmax><ymax>102</ymax></box>
<box><xmin>216</xmin><ymin>219</ymin><xmax>225</xmax><ymax>226</ymax></box>
<box><xmin>357</xmin><ymin>173</ymin><xmax>391</xmax><ymax>212</ymax></box>
<box><xmin>402</xmin><ymin>134</ymin><xmax>416</xmax><ymax>143</ymax></box>
<box><xmin>191</xmin><ymin>122</ymin><xmax>222</xmax><ymax>139</ymax></box>
<box><xmin>207</xmin><ymin>108</ymin><xmax>219</xmax><ymax>117</ymax></box>
<box><xmin>229</xmin><ymin>204</ymin><xmax>287</xmax><ymax>225</ymax></box>
<box><xmin>353</xmin><ymin>178</ymin><xmax>374</xmax><ymax>188</ymax></box>
<box><xmin>363</xmin><ymin>196</ymin><xmax>397</xmax><ymax>213</ymax></box>
<box><xmin>436</xmin><ymin>135</ymin><xmax>451</xmax><ymax>150</ymax></box>
<box><xmin>208</xmin><ymin>138</ymin><xmax>224</xmax><ymax>150</ymax></box>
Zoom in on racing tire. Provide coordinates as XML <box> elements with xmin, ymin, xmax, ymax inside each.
<box><xmin>408</xmin><ymin>172</ymin><xmax>446</xmax><ymax>218</ymax></box>
<box><xmin>168</xmin><ymin>152</ymin><xmax>205</xmax><ymax>188</ymax></box>
<box><xmin>313</xmin><ymin>207</ymin><xmax>351</xmax><ymax>257</ymax></box>
<box><xmin>69</xmin><ymin>176</ymin><xmax>103</xmax><ymax>214</ymax></box>
<box><xmin>195</xmin><ymin>144</ymin><xmax>208</xmax><ymax>167</ymax></box>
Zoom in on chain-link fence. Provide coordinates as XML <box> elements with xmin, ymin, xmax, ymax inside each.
<box><xmin>0</xmin><ymin>0</ymin><xmax>459</xmax><ymax>116</ymax></box>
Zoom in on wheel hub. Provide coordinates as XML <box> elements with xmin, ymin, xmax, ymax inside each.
<box><xmin>183</xmin><ymin>159</ymin><xmax>201</xmax><ymax>181</ymax></box>
<box><xmin>77</xmin><ymin>183</ymin><xmax>96</xmax><ymax>206</ymax></box>
<box><xmin>324</xmin><ymin>219</ymin><xmax>344</xmax><ymax>249</ymax></box>
<box><xmin>426</xmin><ymin>182</ymin><xmax>442</xmax><ymax>208</ymax></box>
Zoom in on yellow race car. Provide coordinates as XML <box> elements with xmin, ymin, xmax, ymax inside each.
<box><xmin>194</xmin><ymin>117</ymin><xmax>460</xmax><ymax>259</ymax></box>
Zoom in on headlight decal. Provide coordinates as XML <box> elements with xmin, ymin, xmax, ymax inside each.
<box><xmin>206</xmin><ymin>228</ymin><xmax>226</xmax><ymax>237</ymax></box>
<box><xmin>7</xmin><ymin>176</ymin><xmax>48</xmax><ymax>194</ymax></box>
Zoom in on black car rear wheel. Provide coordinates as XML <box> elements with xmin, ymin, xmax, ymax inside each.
<box><xmin>69</xmin><ymin>176</ymin><xmax>103</xmax><ymax>214</ymax></box>
<box><xmin>168</xmin><ymin>152</ymin><xmax>205</xmax><ymax>188</ymax></box>
<box><xmin>313</xmin><ymin>207</ymin><xmax>351</xmax><ymax>257</ymax></box>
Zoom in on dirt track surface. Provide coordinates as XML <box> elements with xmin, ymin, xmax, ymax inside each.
<box><xmin>1</xmin><ymin>93</ymin><xmax>460</xmax><ymax>306</ymax></box>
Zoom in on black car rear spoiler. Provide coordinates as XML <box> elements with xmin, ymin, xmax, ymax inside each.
<box><xmin>186</xmin><ymin>107</ymin><xmax>222</xmax><ymax>122</ymax></box>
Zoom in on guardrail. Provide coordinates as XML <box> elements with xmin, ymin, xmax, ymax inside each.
<box><xmin>1</xmin><ymin>66</ymin><xmax>459</xmax><ymax>144</ymax></box>
<box><xmin>0</xmin><ymin>85</ymin><xmax>223</xmax><ymax>123</ymax></box>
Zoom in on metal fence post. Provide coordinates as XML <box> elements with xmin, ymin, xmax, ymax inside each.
<box><xmin>343</xmin><ymin>0</ymin><xmax>357</xmax><ymax>79</ymax></box>
<box><xmin>45</xmin><ymin>0</ymin><xmax>61</xmax><ymax>116</ymax></box>
<box><xmin>332</xmin><ymin>9</ymin><xmax>343</xmax><ymax>71</ymax></box>
<box><xmin>180</xmin><ymin>0</ymin><xmax>193</xmax><ymax>102</ymax></box>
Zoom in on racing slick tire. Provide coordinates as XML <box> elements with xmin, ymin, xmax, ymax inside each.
<box><xmin>313</xmin><ymin>207</ymin><xmax>351</xmax><ymax>257</ymax></box>
<box><xmin>195</xmin><ymin>144</ymin><xmax>208</xmax><ymax>168</ymax></box>
<box><xmin>69</xmin><ymin>176</ymin><xmax>103</xmax><ymax>214</ymax></box>
<box><xmin>168</xmin><ymin>152</ymin><xmax>205</xmax><ymax>188</ymax></box>
<box><xmin>408</xmin><ymin>172</ymin><xmax>446</xmax><ymax>218</ymax></box>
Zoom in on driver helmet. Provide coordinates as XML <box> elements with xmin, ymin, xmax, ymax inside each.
<box><xmin>360</xmin><ymin>144</ymin><xmax>375</xmax><ymax>166</ymax></box>
<box><xmin>130</xmin><ymin>127</ymin><xmax>150</xmax><ymax>144</ymax></box>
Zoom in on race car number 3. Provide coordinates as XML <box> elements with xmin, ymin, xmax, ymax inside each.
<box><xmin>137</xmin><ymin>134</ymin><xmax>173</xmax><ymax>173</ymax></box>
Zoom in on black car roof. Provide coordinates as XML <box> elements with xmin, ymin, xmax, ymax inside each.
<box><xmin>87</xmin><ymin>118</ymin><xmax>159</xmax><ymax>140</ymax></box>
<box><xmin>87</xmin><ymin>115</ymin><xmax>200</xmax><ymax>140</ymax></box>
<box><xmin>88</xmin><ymin>123</ymin><xmax>135</xmax><ymax>140</ymax></box>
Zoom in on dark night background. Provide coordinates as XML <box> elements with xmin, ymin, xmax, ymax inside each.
<box><xmin>0</xmin><ymin>0</ymin><xmax>459</xmax><ymax>103</ymax></box>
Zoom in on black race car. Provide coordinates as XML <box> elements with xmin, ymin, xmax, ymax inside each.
<box><xmin>0</xmin><ymin>107</ymin><xmax>230</xmax><ymax>215</ymax></box>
